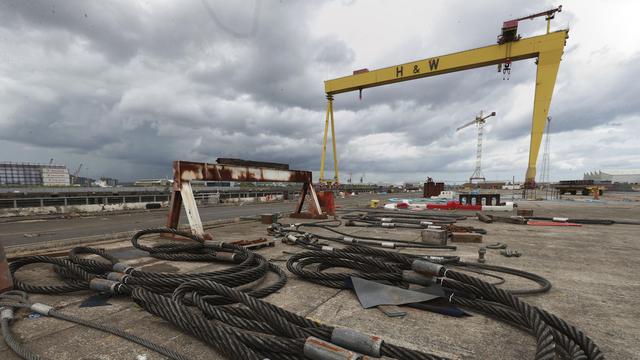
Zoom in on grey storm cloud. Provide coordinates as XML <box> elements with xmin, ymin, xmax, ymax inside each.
<box><xmin>0</xmin><ymin>0</ymin><xmax>637</xmax><ymax>183</ymax></box>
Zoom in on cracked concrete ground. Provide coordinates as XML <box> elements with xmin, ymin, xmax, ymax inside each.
<box><xmin>1</xmin><ymin>192</ymin><xmax>639</xmax><ymax>359</ymax></box>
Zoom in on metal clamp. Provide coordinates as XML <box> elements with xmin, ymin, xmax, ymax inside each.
<box><xmin>402</xmin><ymin>270</ymin><xmax>435</xmax><ymax>286</ymax></box>
<box><xmin>0</xmin><ymin>308</ymin><xmax>14</xmax><ymax>321</ymax></box>
<box><xmin>412</xmin><ymin>259</ymin><xmax>443</xmax><ymax>276</ymax></box>
<box><xmin>303</xmin><ymin>336</ymin><xmax>363</xmax><ymax>360</ymax></box>
<box><xmin>214</xmin><ymin>252</ymin><xmax>236</xmax><ymax>262</ymax></box>
<box><xmin>30</xmin><ymin>303</ymin><xmax>53</xmax><ymax>316</ymax></box>
<box><xmin>112</xmin><ymin>262</ymin><xmax>134</xmax><ymax>274</ymax></box>
<box><xmin>331</xmin><ymin>328</ymin><xmax>382</xmax><ymax>357</ymax></box>
<box><xmin>203</xmin><ymin>240</ymin><xmax>223</xmax><ymax>248</ymax></box>
<box><xmin>106</xmin><ymin>272</ymin><xmax>129</xmax><ymax>283</ymax></box>
<box><xmin>89</xmin><ymin>278</ymin><xmax>119</xmax><ymax>293</ymax></box>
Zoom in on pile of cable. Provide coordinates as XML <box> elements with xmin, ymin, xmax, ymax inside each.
<box><xmin>342</xmin><ymin>213</ymin><xmax>457</xmax><ymax>227</ymax></box>
<box><xmin>9</xmin><ymin>228</ymin><xmax>287</xmax><ymax>300</ymax></box>
<box><xmin>340</xmin><ymin>214</ymin><xmax>488</xmax><ymax>234</ymax></box>
<box><xmin>132</xmin><ymin>279</ymin><xmax>443</xmax><ymax>359</ymax></box>
<box><xmin>287</xmin><ymin>246</ymin><xmax>602</xmax><ymax>360</ymax></box>
<box><xmin>5</xmin><ymin>228</ymin><xmax>440</xmax><ymax>360</ymax></box>
<box><xmin>0</xmin><ymin>290</ymin><xmax>191</xmax><ymax>360</ymax></box>
<box><xmin>338</xmin><ymin>208</ymin><xmax>467</xmax><ymax>220</ymax></box>
<box><xmin>269</xmin><ymin>220</ymin><xmax>457</xmax><ymax>250</ymax></box>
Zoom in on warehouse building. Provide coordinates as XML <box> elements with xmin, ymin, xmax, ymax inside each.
<box><xmin>0</xmin><ymin>162</ymin><xmax>71</xmax><ymax>186</ymax></box>
<box><xmin>583</xmin><ymin>170</ymin><xmax>640</xmax><ymax>184</ymax></box>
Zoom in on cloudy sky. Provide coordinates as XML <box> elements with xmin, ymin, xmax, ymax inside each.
<box><xmin>0</xmin><ymin>0</ymin><xmax>638</xmax><ymax>184</ymax></box>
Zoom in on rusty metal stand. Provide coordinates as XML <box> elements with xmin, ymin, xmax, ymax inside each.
<box><xmin>166</xmin><ymin>160</ymin><xmax>325</xmax><ymax>239</ymax></box>
<box><xmin>0</xmin><ymin>243</ymin><xmax>13</xmax><ymax>293</ymax></box>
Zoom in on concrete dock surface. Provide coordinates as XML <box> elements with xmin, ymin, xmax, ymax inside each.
<box><xmin>1</xmin><ymin>192</ymin><xmax>639</xmax><ymax>359</ymax></box>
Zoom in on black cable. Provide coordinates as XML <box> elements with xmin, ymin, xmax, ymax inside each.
<box><xmin>338</xmin><ymin>208</ymin><xmax>468</xmax><ymax>220</ymax></box>
<box><xmin>5</xmin><ymin>228</ymin><xmax>438</xmax><ymax>360</ymax></box>
<box><xmin>281</xmin><ymin>221</ymin><xmax>458</xmax><ymax>250</ymax></box>
<box><xmin>286</xmin><ymin>246</ymin><xmax>602</xmax><ymax>360</ymax></box>
<box><xmin>0</xmin><ymin>290</ymin><xmax>191</xmax><ymax>360</ymax></box>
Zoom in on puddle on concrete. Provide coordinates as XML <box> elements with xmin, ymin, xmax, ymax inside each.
<box><xmin>108</xmin><ymin>247</ymin><xmax>148</xmax><ymax>260</ymax></box>
<box><xmin>141</xmin><ymin>263</ymin><xmax>180</xmax><ymax>273</ymax></box>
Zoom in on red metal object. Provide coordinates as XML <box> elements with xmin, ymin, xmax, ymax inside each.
<box><xmin>316</xmin><ymin>191</ymin><xmax>336</xmax><ymax>216</ymax></box>
<box><xmin>0</xmin><ymin>244</ymin><xmax>13</xmax><ymax>293</ymax></box>
<box><xmin>424</xmin><ymin>177</ymin><xmax>444</xmax><ymax>198</ymax></box>
<box><xmin>527</xmin><ymin>221</ymin><xmax>581</xmax><ymax>227</ymax></box>
<box><xmin>498</xmin><ymin>6</ymin><xmax>562</xmax><ymax>44</ymax></box>
<box><xmin>427</xmin><ymin>201</ymin><xmax>481</xmax><ymax>211</ymax></box>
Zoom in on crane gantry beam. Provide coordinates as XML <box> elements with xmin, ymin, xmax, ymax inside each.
<box><xmin>319</xmin><ymin>28</ymin><xmax>568</xmax><ymax>186</ymax></box>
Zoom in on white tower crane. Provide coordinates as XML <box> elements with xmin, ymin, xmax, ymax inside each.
<box><xmin>456</xmin><ymin>111</ymin><xmax>496</xmax><ymax>183</ymax></box>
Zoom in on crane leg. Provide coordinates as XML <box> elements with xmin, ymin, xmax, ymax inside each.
<box><xmin>525</xmin><ymin>48</ymin><xmax>563</xmax><ymax>187</ymax></box>
<box><xmin>329</xmin><ymin>98</ymin><xmax>339</xmax><ymax>183</ymax></box>
<box><xmin>319</xmin><ymin>96</ymin><xmax>332</xmax><ymax>182</ymax></box>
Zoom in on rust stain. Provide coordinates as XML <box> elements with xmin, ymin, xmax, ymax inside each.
<box><xmin>173</xmin><ymin>160</ymin><xmax>312</xmax><ymax>183</ymax></box>
<box><xmin>308</xmin><ymin>337</ymin><xmax>345</xmax><ymax>353</ymax></box>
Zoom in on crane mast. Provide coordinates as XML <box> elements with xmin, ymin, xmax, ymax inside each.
<box><xmin>457</xmin><ymin>111</ymin><xmax>496</xmax><ymax>183</ymax></box>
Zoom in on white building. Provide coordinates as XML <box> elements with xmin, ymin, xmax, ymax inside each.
<box><xmin>0</xmin><ymin>162</ymin><xmax>70</xmax><ymax>186</ymax></box>
<box><xmin>42</xmin><ymin>167</ymin><xmax>71</xmax><ymax>186</ymax></box>
<box><xmin>583</xmin><ymin>170</ymin><xmax>640</xmax><ymax>184</ymax></box>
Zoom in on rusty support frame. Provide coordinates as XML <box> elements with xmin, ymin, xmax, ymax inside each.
<box><xmin>166</xmin><ymin>160</ymin><xmax>324</xmax><ymax>238</ymax></box>
<box><xmin>0</xmin><ymin>244</ymin><xmax>13</xmax><ymax>293</ymax></box>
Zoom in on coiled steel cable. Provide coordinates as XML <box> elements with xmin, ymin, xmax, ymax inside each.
<box><xmin>287</xmin><ymin>246</ymin><xmax>602</xmax><ymax>360</ymax></box>
<box><xmin>0</xmin><ymin>290</ymin><xmax>190</xmax><ymax>360</ymax></box>
<box><xmin>6</xmin><ymin>228</ymin><xmax>442</xmax><ymax>360</ymax></box>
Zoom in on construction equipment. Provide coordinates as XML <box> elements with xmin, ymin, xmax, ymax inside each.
<box><xmin>73</xmin><ymin>163</ymin><xmax>83</xmax><ymax>177</ymax></box>
<box><xmin>319</xmin><ymin>6</ymin><xmax>568</xmax><ymax>187</ymax></box>
<box><xmin>456</xmin><ymin>111</ymin><xmax>496</xmax><ymax>183</ymax></box>
<box><xmin>498</xmin><ymin>6</ymin><xmax>562</xmax><ymax>44</ymax></box>
<box><xmin>555</xmin><ymin>180</ymin><xmax>605</xmax><ymax>196</ymax></box>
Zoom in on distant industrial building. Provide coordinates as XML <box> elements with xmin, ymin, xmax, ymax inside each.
<box><xmin>134</xmin><ymin>179</ymin><xmax>173</xmax><ymax>187</ymax></box>
<box><xmin>583</xmin><ymin>170</ymin><xmax>640</xmax><ymax>184</ymax></box>
<box><xmin>95</xmin><ymin>177</ymin><xmax>119</xmax><ymax>187</ymax></box>
<box><xmin>0</xmin><ymin>162</ymin><xmax>70</xmax><ymax>186</ymax></box>
<box><xmin>70</xmin><ymin>175</ymin><xmax>94</xmax><ymax>187</ymax></box>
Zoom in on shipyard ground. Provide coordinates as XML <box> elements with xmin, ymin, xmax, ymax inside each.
<box><xmin>1</xmin><ymin>192</ymin><xmax>639</xmax><ymax>359</ymax></box>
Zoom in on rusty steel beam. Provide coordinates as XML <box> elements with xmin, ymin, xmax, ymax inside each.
<box><xmin>0</xmin><ymin>243</ymin><xmax>13</xmax><ymax>293</ymax></box>
<box><xmin>172</xmin><ymin>161</ymin><xmax>311</xmax><ymax>188</ymax></box>
<box><xmin>166</xmin><ymin>160</ymin><xmax>324</xmax><ymax>236</ymax></box>
<box><xmin>216</xmin><ymin>158</ymin><xmax>290</xmax><ymax>170</ymax></box>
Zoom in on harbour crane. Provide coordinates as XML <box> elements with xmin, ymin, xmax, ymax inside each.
<box><xmin>318</xmin><ymin>6</ymin><xmax>567</xmax><ymax>188</ymax></box>
<box><xmin>73</xmin><ymin>163</ymin><xmax>83</xmax><ymax>177</ymax></box>
<box><xmin>456</xmin><ymin>111</ymin><xmax>496</xmax><ymax>183</ymax></box>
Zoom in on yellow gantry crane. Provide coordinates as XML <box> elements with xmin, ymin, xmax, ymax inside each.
<box><xmin>319</xmin><ymin>6</ymin><xmax>566</xmax><ymax>187</ymax></box>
